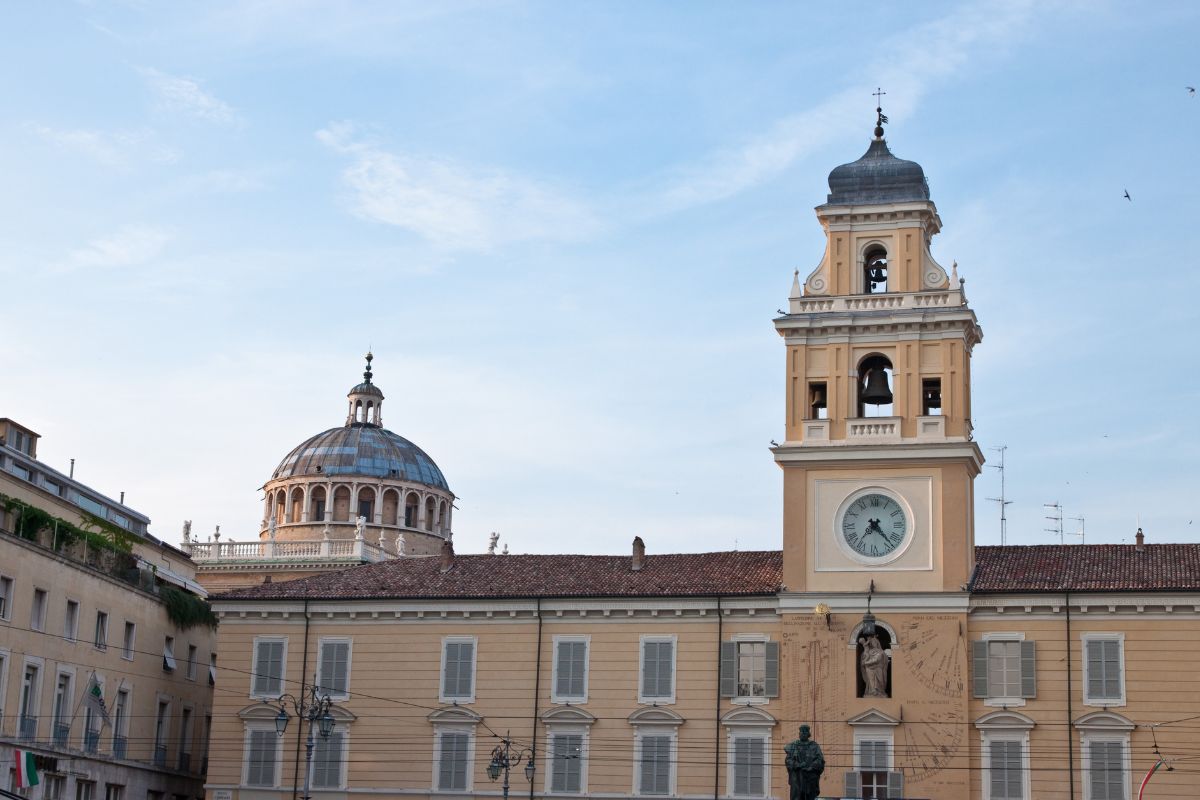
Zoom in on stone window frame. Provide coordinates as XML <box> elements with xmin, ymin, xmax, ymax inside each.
<box><xmin>976</xmin><ymin>710</ymin><xmax>1035</xmax><ymax>800</ymax></box>
<box><xmin>551</xmin><ymin>635</ymin><xmax>590</xmax><ymax>705</ymax></box>
<box><xmin>249</xmin><ymin>636</ymin><xmax>288</xmax><ymax>699</ymax></box>
<box><xmin>439</xmin><ymin>635</ymin><xmax>477</xmax><ymax>705</ymax></box>
<box><xmin>1075</xmin><ymin>711</ymin><xmax>1134</xmax><ymax>800</ymax></box>
<box><xmin>316</xmin><ymin>637</ymin><xmax>354</xmax><ymax>701</ymax></box>
<box><xmin>1080</xmin><ymin>633</ymin><xmax>1126</xmax><ymax>707</ymax></box>
<box><xmin>721</xmin><ymin>706</ymin><xmax>776</xmax><ymax>799</ymax></box>
<box><xmin>628</xmin><ymin>707</ymin><xmax>684</xmax><ymax>797</ymax></box>
<box><xmin>638</xmin><ymin>634</ymin><xmax>677</xmax><ymax>706</ymax></box>
<box><xmin>429</xmin><ymin>707</ymin><xmax>480</xmax><ymax>793</ymax></box>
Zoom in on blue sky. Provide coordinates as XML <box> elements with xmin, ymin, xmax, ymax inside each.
<box><xmin>2</xmin><ymin>1</ymin><xmax>1198</xmax><ymax>554</ymax></box>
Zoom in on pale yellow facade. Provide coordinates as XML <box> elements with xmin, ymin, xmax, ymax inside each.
<box><xmin>1</xmin><ymin>419</ymin><xmax>217</xmax><ymax>800</ymax></box>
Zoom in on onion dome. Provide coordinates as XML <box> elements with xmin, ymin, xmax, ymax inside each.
<box><xmin>825</xmin><ymin>107</ymin><xmax>929</xmax><ymax>205</ymax></box>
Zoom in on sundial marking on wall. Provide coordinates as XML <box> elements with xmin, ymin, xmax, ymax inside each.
<box><xmin>901</xmin><ymin>619</ymin><xmax>965</xmax><ymax>698</ymax></box>
<box><xmin>899</xmin><ymin>706</ymin><xmax>966</xmax><ymax>782</ymax></box>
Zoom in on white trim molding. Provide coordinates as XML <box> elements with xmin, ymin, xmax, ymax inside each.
<box><xmin>551</xmin><ymin>634</ymin><xmax>590</xmax><ymax>705</ymax></box>
<box><xmin>638</xmin><ymin>634</ymin><xmax>678</xmax><ymax>706</ymax></box>
<box><xmin>976</xmin><ymin>711</ymin><xmax>1035</xmax><ymax>800</ymax></box>
<box><xmin>1081</xmin><ymin>632</ymin><xmax>1126</xmax><ymax>708</ymax></box>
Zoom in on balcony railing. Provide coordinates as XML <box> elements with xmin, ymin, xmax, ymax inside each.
<box><xmin>153</xmin><ymin>745</ymin><xmax>167</xmax><ymax>767</ymax></box>
<box><xmin>178</xmin><ymin>752</ymin><xmax>191</xmax><ymax>773</ymax></box>
<box><xmin>786</xmin><ymin>287</ymin><xmax>965</xmax><ymax>316</ymax></box>
<box><xmin>113</xmin><ymin>735</ymin><xmax>127</xmax><ymax>760</ymax></box>
<box><xmin>187</xmin><ymin>538</ymin><xmax>393</xmax><ymax>564</ymax></box>
<box><xmin>83</xmin><ymin>729</ymin><xmax>100</xmax><ymax>754</ymax></box>
<box><xmin>19</xmin><ymin>714</ymin><xmax>37</xmax><ymax>740</ymax></box>
<box><xmin>53</xmin><ymin>721</ymin><xmax>70</xmax><ymax>746</ymax></box>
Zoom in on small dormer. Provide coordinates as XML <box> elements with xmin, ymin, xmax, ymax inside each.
<box><xmin>345</xmin><ymin>352</ymin><xmax>384</xmax><ymax>427</ymax></box>
<box><xmin>0</xmin><ymin>418</ymin><xmax>40</xmax><ymax>459</ymax></box>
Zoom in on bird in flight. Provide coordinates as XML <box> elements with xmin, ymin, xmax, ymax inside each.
<box><xmin>1123</xmin><ymin>190</ymin><xmax>1131</xmax><ymax>201</ymax></box>
<box><xmin>1188</xmin><ymin>86</ymin><xmax>1196</xmax><ymax>96</ymax></box>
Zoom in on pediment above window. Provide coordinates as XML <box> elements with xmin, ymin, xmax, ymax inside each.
<box><xmin>846</xmin><ymin>708</ymin><xmax>900</xmax><ymax>727</ymax></box>
<box><xmin>627</xmin><ymin>707</ymin><xmax>685</xmax><ymax>727</ymax></box>
<box><xmin>427</xmin><ymin>706</ymin><xmax>482</xmax><ymax>724</ymax></box>
<box><xmin>239</xmin><ymin>703</ymin><xmax>283</xmax><ymax>721</ymax></box>
<box><xmin>720</xmin><ymin>706</ymin><xmax>777</xmax><ymax>729</ymax></box>
<box><xmin>1074</xmin><ymin>711</ymin><xmax>1134</xmax><ymax>732</ymax></box>
<box><xmin>540</xmin><ymin>706</ymin><xmax>596</xmax><ymax>726</ymax></box>
<box><xmin>974</xmin><ymin>710</ymin><xmax>1035</xmax><ymax>731</ymax></box>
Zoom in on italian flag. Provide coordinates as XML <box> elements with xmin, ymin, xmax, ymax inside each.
<box><xmin>14</xmin><ymin>749</ymin><xmax>40</xmax><ymax>788</ymax></box>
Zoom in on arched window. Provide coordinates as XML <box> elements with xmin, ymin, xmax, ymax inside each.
<box><xmin>357</xmin><ymin>488</ymin><xmax>375</xmax><ymax>523</ymax></box>
<box><xmin>424</xmin><ymin>497</ymin><xmax>436</xmax><ymax>531</ymax></box>
<box><xmin>382</xmin><ymin>489</ymin><xmax>399</xmax><ymax>526</ymax></box>
<box><xmin>864</xmin><ymin>246</ymin><xmax>888</xmax><ymax>294</ymax></box>
<box><xmin>404</xmin><ymin>493</ymin><xmax>419</xmax><ymax>528</ymax></box>
<box><xmin>288</xmin><ymin>487</ymin><xmax>304</xmax><ymax>523</ymax></box>
<box><xmin>857</xmin><ymin>355</ymin><xmax>894</xmax><ymax>418</ymax></box>
<box><xmin>332</xmin><ymin>486</ymin><xmax>351</xmax><ymax>522</ymax></box>
<box><xmin>310</xmin><ymin>487</ymin><xmax>327</xmax><ymax>523</ymax></box>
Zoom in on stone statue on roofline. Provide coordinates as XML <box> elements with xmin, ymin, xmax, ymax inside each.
<box><xmin>354</xmin><ymin>515</ymin><xmax>366</xmax><ymax>540</ymax></box>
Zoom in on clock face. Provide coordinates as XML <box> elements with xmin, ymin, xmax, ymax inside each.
<box><xmin>839</xmin><ymin>492</ymin><xmax>908</xmax><ymax>559</ymax></box>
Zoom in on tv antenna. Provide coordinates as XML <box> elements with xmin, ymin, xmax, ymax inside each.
<box><xmin>1066</xmin><ymin>516</ymin><xmax>1085</xmax><ymax>544</ymax></box>
<box><xmin>1044</xmin><ymin>502</ymin><xmax>1064</xmax><ymax>544</ymax></box>
<box><xmin>987</xmin><ymin>445</ymin><xmax>1012</xmax><ymax>544</ymax></box>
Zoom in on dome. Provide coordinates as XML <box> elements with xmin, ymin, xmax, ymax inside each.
<box><xmin>826</xmin><ymin>138</ymin><xmax>929</xmax><ymax>205</ymax></box>
<box><xmin>271</xmin><ymin>425</ymin><xmax>451</xmax><ymax>492</ymax></box>
<box><xmin>349</xmin><ymin>381</ymin><xmax>383</xmax><ymax>397</ymax></box>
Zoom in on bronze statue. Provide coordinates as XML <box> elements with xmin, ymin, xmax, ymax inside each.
<box><xmin>784</xmin><ymin>725</ymin><xmax>825</xmax><ymax>800</ymax></box>
<box><xmin>859</xmin><ymin>634</ymin><xmax>888</xmax><ymax>697</ymax></box>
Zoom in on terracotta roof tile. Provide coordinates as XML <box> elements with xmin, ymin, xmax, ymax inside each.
<box><xmin>215</xmin><ymin>550</ymin><xmax>783</xmax><ymax>602</ymax></box>
<box><xmin>972</xmin><ymin>544</ymin><xmax>1200</xmax><ymax>593</ymax></box>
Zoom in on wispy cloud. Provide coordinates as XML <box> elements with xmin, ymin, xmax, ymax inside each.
<box><xmin>61</xmin><ymin>225</ymin><xmax>172</xmax><ymax>270</ymax></box>
<box><xmin>140</xmin><ymin>67</ymin><xmax>240</xmax><ymax>126</ymax></box>
<box><xmin>24</xmin><ymin>123</ymin><xmax>179</xmax><ymax>167</ymax></box>
<box><xmin>316</xmin><ymin>122</ymin><xmax>599</xmax><ymax>251</ymax></box>
<box><xmin>650</xmin><ymin>0</ymin><xmax>1040</xmax><ymax>213</ymax></box>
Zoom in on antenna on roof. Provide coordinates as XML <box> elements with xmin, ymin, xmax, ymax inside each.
<box><xmin>986</xmin><ymin>445</ymin><xmax>1012</xmax><ymax>545</ymax></box>
<box><xmin>1066</xmin><ymin>516</ymin><xmax>1085</xmax><ymax>545</ymax></box>
<box><xmin>1044</xmin><ymin>502</ymin><xmax>1064</xmax><ymax>544</ymax></box>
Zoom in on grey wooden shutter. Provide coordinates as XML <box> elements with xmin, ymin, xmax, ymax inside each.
<box><xmin>552</xmin><ymin>734</ymin><xmax>583</xmax><ymax>793</ymax></box>
<box><xmin>1087</xmin><ymin>639</ymin><xmax>1121</xmax><ymax>700</ymax></box>
<box><xmin>972</xmin><ymin>640</ymin><xmax>989</xmax><ymax>698</ymax></box>
<box><xmin>763</xmin><ymin>641</ymin><xmax>780</xmax><ymax>697</ymax></box>
<box><xmin>720</xmin><ymin>641</ymin><xmax>737</xmax><ymax>697</ymax></box>
<box><xmin>1020</xmin><ymin>640</ymin><xmax>1037</xmax><ymax>698</ymax></box>
<box><xmin>640</xmin><ymin>735</ymin><xmax>671</xmax><ymax>795</ymax></box>
<box><xmin>443</xmin><ymin>641</ymin><xmax>474</xmax><ymax>699</ymax></box>
<box><xmin>438</xmin><ymin>732</ymin><xmax>468</xmax><ymax>790</ymax></box>
<box><xmin>887</xmin><ymin>770</ymin><xmax>904</xmax><ymax>798</ymax></box>
<box><xmin>254</xmin><ymin>641</ymin><xmax>283</xmax><ymax>695</ymax></box>
<box><xmin>247</xmin><ymin>730</ymin><xmax>275</xmax><ymax>786</ymax></box>
<box><xmin>642</xmin><ymin>641</ymin><xmax>673</xmax><ymax>698</ymax></box>
<box><xmin>319</xmin><ymin>641</ymin><xmax>350</xmax><ymax>696</ymax></box>
<box><xmin>1089</xmin><ymin>741</ymin><xmax>1123</xmax><ymax>800</ymax></box>
<box><xmin>843</xmin><ymin>771</ymin><xmax>861</xmax><ymax>798</ymax></box>
<box><xmin>556</xmin><ymin>641</ymin><xmax>586</xmax><ymax>699</ymax></box>
<box><xmin>733</xmin><ymin>738</ymin><xmax>762</xmax><ymax>796</ymax></box>
<box><xmin>312</xmin><ymin>731</ymin><xmax>343</xmax><ymax>788</ymax></box>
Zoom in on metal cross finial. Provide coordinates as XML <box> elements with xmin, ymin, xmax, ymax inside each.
<box><xmin>872</xmin><ymin>88</ymin><xmax>889</xmax><ymax>139</ymax></box>
<box><xmin>873</xmin><ymin>87</ymin><xmax>886</xmax><ymax>106</ymax></box>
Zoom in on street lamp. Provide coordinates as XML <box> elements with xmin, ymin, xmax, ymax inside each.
<box><xmin>268</xmin><ymin>683</ymin><xmax>338</xmax><ymax>800</ymax></box>
<box><xmin>487</xmin><ymin>732</ymin><xmax>535</xmax><ymax>800</ymax></box>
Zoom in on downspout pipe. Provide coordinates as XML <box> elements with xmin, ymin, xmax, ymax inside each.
<box><xmin>292</xmin><ymin>598</ymin><xmax>311</xmax><ymax>800</ymax></box>
<box><xmin>1065</xmin><ymin>590</ymin><xmax>1075</xmax><ymax>800</ymax></box>
<box><xmin>529</xmin><ymin>597</ymin><xmax>543</xmax><ymax>800</ymax></box>
<box><xmin>714</xmin><ymin>595</ymin><xmax>723</xmax><ymax>800</ymax></box>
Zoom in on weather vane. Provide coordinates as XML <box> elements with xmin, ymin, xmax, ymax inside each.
<box><xmin>873</xmin><ymin>87</ymin><xmax>888</xmax><ymax>138</ymax></box>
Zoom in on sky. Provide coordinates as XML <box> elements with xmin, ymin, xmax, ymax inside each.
<box><xmin>2</xmin><ymin>1</ymin><xmax>1198</xmax><ymax>556</ymax></box>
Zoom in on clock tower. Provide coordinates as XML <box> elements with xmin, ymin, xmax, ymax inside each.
<box><xmin>773</xmin><ymin>111</ymin><xmax>982</xmax><ymax>799</ymax></box>
<box><xmin>773</xmin><ymin>113</ymin><xmax>983</xmax><ymax>595</ymax></box>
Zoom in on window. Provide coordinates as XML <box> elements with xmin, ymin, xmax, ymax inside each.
<box><xmin>104</xmin><ymin>785</ymin><xmax>122</xmax><ymax>800</ymax></box>
<box><xmin>549</xmin><ymin>733</ymin><xmax>584</xmax><ymax>794</ymax></box>
<box><xmin>252</xmin><ymin>638</ymin><xmax>286</xmax><ymax>697</ymax></box>
<box><xmin>317</xmin><ymin>639</ymin><xmax>351</xmax><ymax>699</ymax></box>
<box><xmin>988</xmin><ymin>740</ymin><xmax>1025</xmax><ymax>800</ymax></box>
<box><xmin>178</xmin><ymin>707</ymin><xmax>193</xmax><ymax>771</ymax></box>
<box><xmin>1086</xmin><ymin>740</ymin><xmax>1126</xmax><ymax>800</ymax></box>
<box><xmin>75</xmin><ymin>781</ymin><xmax>95</xmax><ymax>800</ymax></box>
<box><xmin>18</xmin><ymin>662</ymin><xmax>40</xmax><ymax>740</ymax></box>
<box><xmin>844</xmin><ymin>738</ymin><xmax>902</xmax><ymax>799</ymax></box>
<box><xmin>163</xmin><ymin>637</ymin><xmax>176</xmax><ymax>672</ymax></box>
<box><xmin>637</xmin><ymin>734</ymin><xmax>673</xmax><ymax>795</ymax></box>
<box><xmin>64</xmin><ymin>600</ymin><xmax>79</xmax><ymax>642</ymax></box>
<box><xmin>639</xmin><ymin>636</ymin><xmax>675</xmax><ymax>703</ymax></box>
<box><xmin>113</xmin><ymin>689</ymin><xmax>130</xmax><ymax>759</ymax></box>
<box><xmin>44</xmin><ymin>775</ymin><xmax>64</xmax><ymax>800</ymax></box>
<box><xmin>312</xmin><ymin>497</ymin><xmax>326</xmax><ymax>521</ymax></box>
<box><xmin>312</xmin><ymin>731</ymin><xmax>346</xmax><ymax>789</ymax></box>
<box><xmin>93</xmin><ymin>611</ymin><xmax>108</xmax><ymax>650</ymax></box>
<box><xmin>0</xmin><ymin>650</ymin><xmax>7</xmax><ymax>722</ymax></box>
<box><xmin>1083</xmin><ymin>635</ymin><xmax>1125</xmax><ymax>705</ymax></box>
<box><xmin>552</xmin><ymin>637</ymin><xmax>588</xmax><ymax>703</ymax></box>
<box><xmin>720</xmin><ymin>639</ymin><xmax>780</xmax><ymax>702</ymax></box>
<box><xmin>436</xmin><ymin>730</ymin><xmax>471</xmax><ymax>791</ymax></box>
<box><xmin>730</xmin><ymin>736</ymin><xmax>766</xmax><ymax>797</ymax></box>
<box><xmin>153</xmin><ymin>701</ymin><xmax>170</xmax><ymax>766</ymax></box>
<box><xmin>357</xmin><ymin>499</ymin><xmax>372</xmax><ymax>520</ymax></box>
<box><xmin>440</xmin><ymin>637</ymin><xmax>476</xmax><ymax>703</ymax></box>
<box><xmin>209</xmin><ymin>653</ymin><xmax>217</xmax><ymax>686</ymax></box>
<box><xmin>972</xmin><ymin>637</ymin><xmax>1036</xmax><ymax>703</ymax></box>
<box><xmin>922</xmin><ymin>378</ymin><xmax>943</xmax><ymax>415</ymax></box>
<box><xmin>0</xmin><ymin>575</ymin><xmax>12</xmax><ymax>620</ymax></box>
<box><xmin>53</xmin><ymin>672</ymin><xmax>74</xmax><ymax>746</ymax></box>
<box><xmin>122</xmin><ymin>622</ymin><xmax>135</xmax><ymax>660</ymax></box>
<box><xmin>30</xmin><ymin>589</ymin><xmax>47</xmax><ymax>632</ymax></box>
<box><xmin>808</xmin><ymin>382</ymin><xmax>828</xmax><ymax>420</ymax></box>
<box><xmin>186</xmin><ymin>645</ymin><xmax>198</xmax><ymax>681</ymax></box>
<box><xmin>244</xmin><ymin>729</ymin><xmax>279</xmax><ymax>787</ymax></box>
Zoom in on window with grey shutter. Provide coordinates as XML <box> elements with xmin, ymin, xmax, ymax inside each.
<box><xmin>246</xmin><ymin>730</ymin><xmax>276</xmax><ymax>786</ymax></box>
<box><xmin>886</xmin><ymin>770</ymin><xmax>904</xmax><ymax>797</ymax></box>
<box><xmin>1020</xmin><ymin>640</ymin><xmax>1037</xmax><ymax>698</ymax></box>
<box><xmin>732</xmin><ymin>737</ymin><xmax>765</xmax><ymax>797</ymax></box>
<box><xmin>312</xmin><ymin>731</ymin><xmax>344</xmax><ymax>789</ymax></box>
<box><xmin>318</xmin><ymin>641</ymin><xmax>351</xmax><ymax>697</ymax></box>
<box><xmin>1089</xmin><ymin>740</ymin><xmax>1124</xmax><ymax>800</ymax></box>
<box><xmin>438</xmin><ymin>731</ymin><xmax>470</xmax><ymax>791</ymax></box>
<box><xmin>763</xmin><ymin>641</ymin><xmax>780</xmax><ymax>697</ymax></box>
<box><xmin>253</xmin><ymin>640</ymin><xmax>285</xmax><ymax>696</ymax></box>
<box><xmin>1086</xmin><ymin>640</ymin><xmax>1122</xmax><ymax>701</ymax></box>
<box><xmin>555</xmin><ymin>640</ymin><xmax>587</xmax><ymax>701</ymax></box>
<box><xmin>639</xmin><ymin>735</ymin><xmax>671</xmax><ymax>795</ymax></box>
<box><xmin>720</xmin><ymin>641</ymin><xmax>737</xmax><ymax>697</ymax></box>
<box><xmin>972</xmin><ymin>640</ymin><xmax>989</xmax><ymax>697</ymax></box>
<box><xmin>843</xmin><ymin>771</ymin><xmax>861</xmax><ymax>798</ymax></box>
<box><xmin>550</xmin><ymin>733</ymin><xmax>583</xmax><ymax>793</ymax></box>
<box><xmin>442</xmin><ymin>640</ymin><xmax>475</xmax><ymax>700</ymax></box>
<box><xmin>860</xmin><ymin>740</ymin><xmax>887</xmax><ymax>771</ymax></box>
<box><xmin>989</xmin><ymin>740</ymin><xmax>1024</xmax><ymax>800</ymax></box>
<box><xmin>641</xmin><ymin>640</ymin><xmax>674</xmax><ymax>700</ymax></box>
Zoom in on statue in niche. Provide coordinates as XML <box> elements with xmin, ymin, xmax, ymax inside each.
<box><xmin>784</xmin><ymin>725</ymin><xmax>825</xmax><ymax>800</ymax></box>
<box><xmin>859</xmin><ymin>634</ymin><xmax>889</xmax><ymax>697</ymax></box>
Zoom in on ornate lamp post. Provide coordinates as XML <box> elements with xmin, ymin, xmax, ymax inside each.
<box><xmin>486</xmin><ymin>732</ymin><xmax>535</xmax><ymax>800</ymax></box>
<box><xmin>268</xmin><ymin>684</ymin><xmax>337</xmax><ymax>800</ymax></box>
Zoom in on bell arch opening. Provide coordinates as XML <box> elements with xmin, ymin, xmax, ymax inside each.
<box><xmin>863</xmin><ymin>246</ymin><xmax>888</xmax><ymax>294</ymax></box>
<box><xmin>857</xmin><ymin>354</ymin><xmax>894</xmax><ymax>418</ymax></box>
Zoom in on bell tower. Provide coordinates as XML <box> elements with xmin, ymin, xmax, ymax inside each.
<box><xmin>773</xmin><ymin>110</ymin><xmax>983</xmax><ymax>596</ymax></box>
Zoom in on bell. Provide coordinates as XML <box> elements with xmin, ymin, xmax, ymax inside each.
<box><xmin>860</xmin><ymin>368</ymin><xmax>893</xmax><ymax>405</ymax></box>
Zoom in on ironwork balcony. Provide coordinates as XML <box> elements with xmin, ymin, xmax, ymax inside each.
<box><xmin>177</xmin><ymin>752</ymin><xmax>191</xmax><ymax>773</ymax></box>
<box><xmin>153</xmin><ymin>745</ymin><xmax>167</xmax><ymax>767</ymax></box>
<box><xmin>83</xmin><ymin>729</ymin><xmax>100</xmax><ymax>754</ymax></box>
<box><xmin>113</xmin><ymin>735</ymin><xmax>128</xmax><ymax>760</ymax></box>
<box><xmin>53</xmin><ymin>722</ymin><xmax>70</xmax><ymax>746</ymax></box>
<box><xmin>19</xmin><ymin>714</ymin><xmax>37</xmax><ymax>740</ymax></box>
